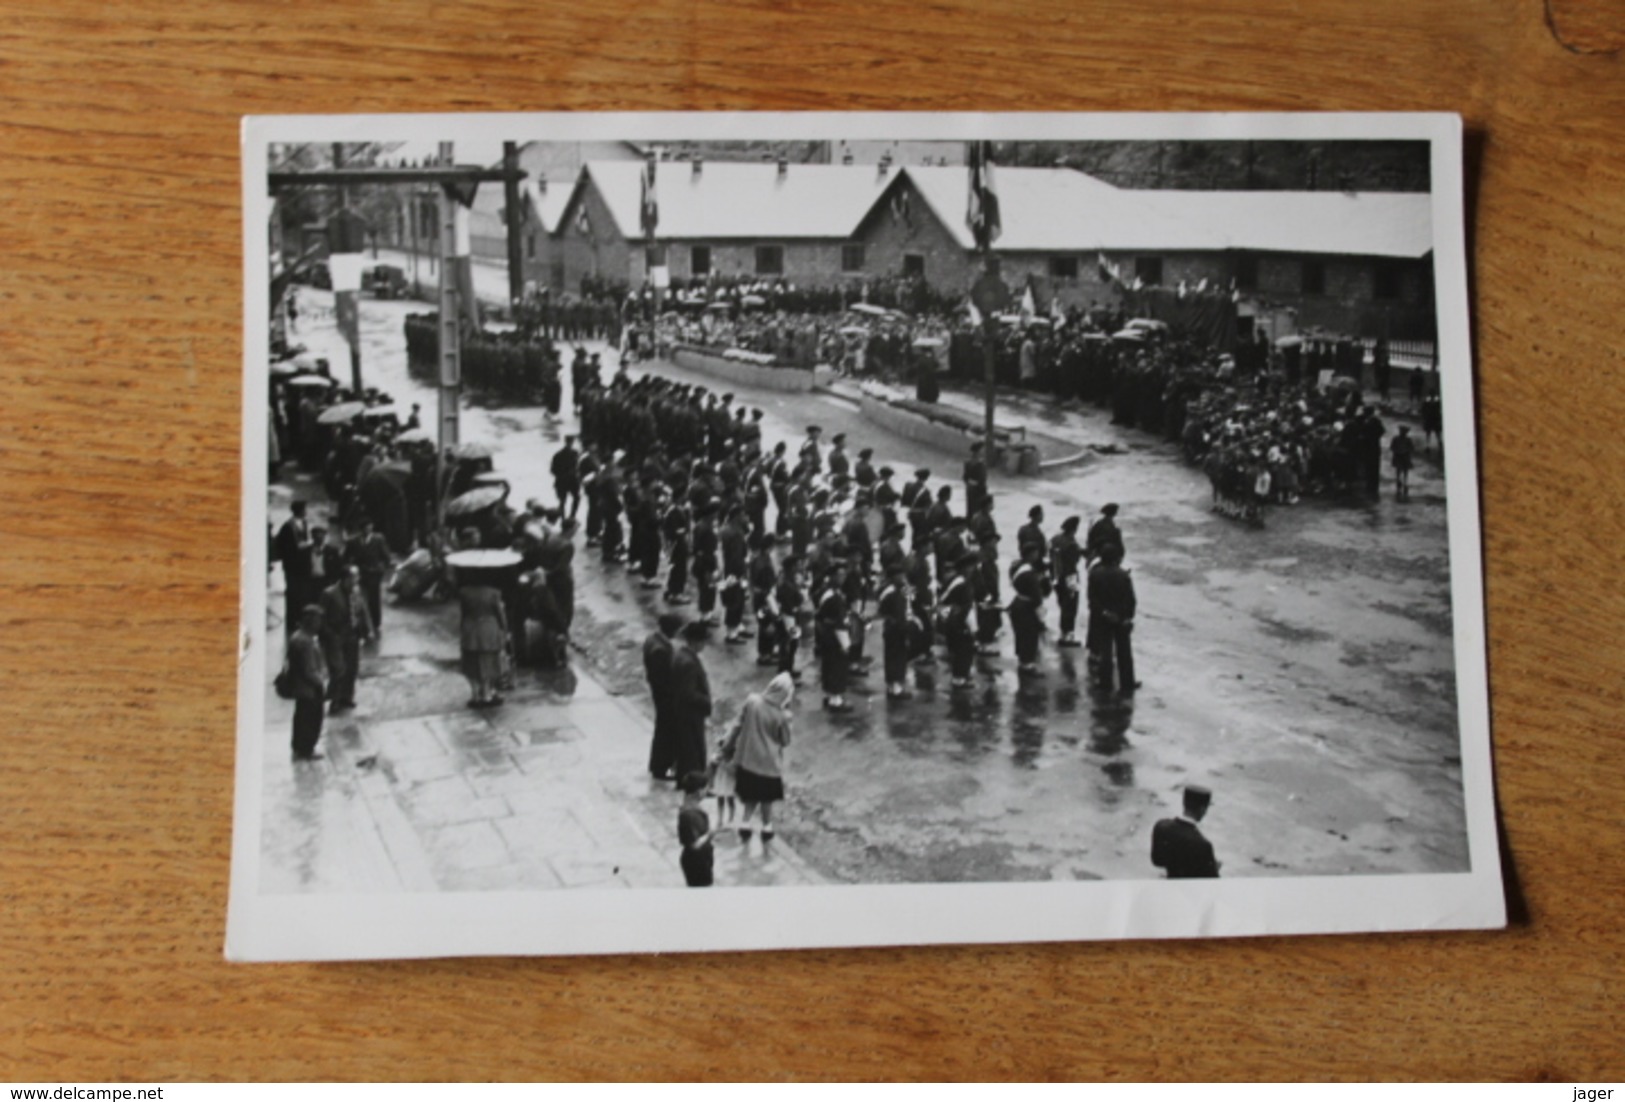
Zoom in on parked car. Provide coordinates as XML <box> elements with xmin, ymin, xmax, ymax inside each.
<box><xmin>363</xmin><ymin>263</ymin><xmax>409</xmax><ymax>299</ymax></box>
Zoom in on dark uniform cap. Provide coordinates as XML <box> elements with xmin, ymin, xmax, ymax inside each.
<box><xmin>658</xmin><ymin>612</ymin><xmax>687</xmax><ymax>635</ymax></box>
<box><xmin>1062</xmin><ymin>516</ymin><xmax>1081</xmax><ymax>532</ymax></box>
<box><xmin>915</xmin><ymin>468</ymin><xmax>930</xmax><ymax>479</ymax></box>
<box><xmin>1102</xmin><ymin>503</ymin><xmax>1120</xmax><ymax>516</ymax></box>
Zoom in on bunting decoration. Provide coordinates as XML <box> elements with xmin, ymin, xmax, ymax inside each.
<box><xmin>965</xmin><ymin>141</ymin><xmax>1002</xmax><ymax>252</ymax></box>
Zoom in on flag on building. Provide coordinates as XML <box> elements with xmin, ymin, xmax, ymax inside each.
<box><xmin>640</xmin><ymin>155</ymin><xmax>659</xmax><ymax>242</ymax></box>
<box><xmin>1098</xmin><ymin>252</ymin><xmax>1120</xmax><ymax>285</ymax></box>
<box><xmin>1019</xmin><ymin>282</ymin><xmax>1037</xmax><ymax>321</ymax></box>
<box><xmin>1051</xmin><ymin>295</ymin><xmax>1067</xmax><ymax>329</ymax></box>
<box><xmin>965</xmin><ymin>141</ymin><xmax>1002</xmax><ymax>252</ymax></box>
<box><xmin>966</xmin><ymin>299</ymin><xmax>983</xmax><ymax>327</ymax></box>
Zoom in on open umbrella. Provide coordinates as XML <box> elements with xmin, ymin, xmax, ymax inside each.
<box><xmin>449</xmin><ymin>441</ymin><xmax>494</xmax><ymax>461</ymax></box>
<box><xmin>285</xmin><ymin>374</ymin><xmax>337</xmax><ymax>388</ymax></box>
<box><xmin>472</xmin><ymin>471</ymin><xmax>510</xmax><ymax>488</ymax></box>
<box><xmin>317</xmin><ymin>401</ymin><xmax>367</xmax><ymax>425</ymax></box>
<box><xmin>394</xmin><ymin>427</ymin><xmax>433</xmax><ymax>446</ymax></box>
<box><xmin>849</xmin><ymin>303</ymin><xmax>888</xmax><ymax>317</ymax></box>
<box><xmin>705</xmin><ymin>301</ymin><xmax>733</xmax><ymax>312</ymax></box>
<box><xmin>912</xmin><ymin>336</ymin><xmax>945</xmax><ymax>349</ymax></box>
<box><xmin>740</xmin><ymin>294</ymin><xmax>767</xmax><ymax>307</ymax></box>
<box><xmin>445</xmin><ymin>486</ymin><xmax>506</xmax><ymax>517</ymax></box>
<box><xmin>839</xmin><ymin>326</ymin><xmax>869</xmax><ymax>336</ymax></box>
<box><xmin>445</xmin><ymin>549</ymin><xmax>524</xmax><ymax>570</ymax></box>
<box><xmin>359</xmin><ymin>404</ymin><xmax>399</xmax><ymax>422</ymax></box>
<box><xmin>1112</xmin><ymin>329</ymin><xmax>1146</xmax><ymax>341</ymax></box>
<box><xmin>1275</xmin><ymin>334</ymin><xmax>1304</xmax><ymax>348</ymax></box>
<box><xmin>291</xmin><ymin>353</ymin><xmax>318</xmax><ymax>370</ymax></box>
<box><xmin>1127</xmin><ymin>318</ymin><xmax>1168</xmax><ymax>331</ymax></box>
<box><xmin>269</xmin><ymin>359</ymin><xmax>300</xmax><ymax>377</ymax></box>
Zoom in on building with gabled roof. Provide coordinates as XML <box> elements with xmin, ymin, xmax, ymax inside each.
<box><xmin>552</xmin><ymin>158</ymin><xmax>904</xmax><ymax>290</ymax></box>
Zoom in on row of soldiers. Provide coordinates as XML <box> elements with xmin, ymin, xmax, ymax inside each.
<box><xmin>546</xmin><ymin>376</ymin><xmax>1142</xmax><ymax>706</ymax></box>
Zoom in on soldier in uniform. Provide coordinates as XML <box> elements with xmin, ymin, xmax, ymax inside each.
<box><xmin>962</xmin><ymin>441</ymin><xmax>989</xmax><ymax>519</ymax></box>
<box><xmin>877</xmin><ymin>561</ymin><xmax>912</xmax><ymax>699</ymax></box>
<box><xmin>942</xmin><ymin>550</ymin><xmax>978</xmax><ymax>689</ymax></box>
<box><xmin>1087</xmin><ymin>543</ymin><xmax>1138</xmax><ymax>694</ymax></box>
<box><xmin>1086</xmin><ymin>502</ymin><xmax>1124</xmax><ymax>565</ymax></box>
<box><xmin>1008</xmin><ymin>542</ymin><xmax>1051</xmax><ymax>676</ymax></box>
<box><xmin>1049</xmin><ymin>515</ymin><xmax>1085</xmax><ymax>647</ymax></box>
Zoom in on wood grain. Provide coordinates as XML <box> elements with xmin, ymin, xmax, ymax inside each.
<box><xmin>2</xmin><ymin>0</ymin><xmax>1622</xmax><ymax>1082</ymax></box>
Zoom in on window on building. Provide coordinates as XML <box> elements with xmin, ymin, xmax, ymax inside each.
<box><xmin>755</xmin><ymin>245</ymin><xmax>784</xmax><ymax>275</ymax></box>
<box><xmin>1373</xmin><ymin>260</ymin><xmax>1402</xmax><ymax>300</ymax></box>
<box><xmin>691</xmin><ymin>245</ymin><xmax>711</xmax><ymax>276</ymax></box>
<box><xmin>1135</xmin><ymin>256</ymin><xmax>1163</xmax><ymax>286</ymax></box>
<box><xmin>1302</xmin><ymin>260</ymin><xmax>1327</xmax><ymax>295</ymax></box>
<box><xmin>1234</xmin><ymin>253</ymin><xmax>1259</xmax><ymax>290</ymax></box>
<box><xmin>842</xmin><ymin>244</ymin><xmax>865</xmax><ymax>273</ymax></box>
<box><xmin>902</xmin><ymin>253</ymin><xmax>925</xmax><ymax>278</ymax></box>
<box><xmin>1049</xmin><ymin>255</ymin><xmax>1079</xmax><ymax>280</ymax></box>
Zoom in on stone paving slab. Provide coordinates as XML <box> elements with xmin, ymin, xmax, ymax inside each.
<box><xmin>259</xmin><ymin>586</ymin><xmax>825</xmax><ymax>894</ymax></box>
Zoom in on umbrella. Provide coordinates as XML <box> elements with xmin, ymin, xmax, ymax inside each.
<box><xmin>394</xmin><ymin>427</ymin><xmax>433</xmax><ymax>445</ymax></box>
<box><xmin>1275</xmin><ymin>334</ymin><xmax>1304</xmax><ymax>348</ymax></box>
<box><xmin>849</xmin><ymin>303</ymin><xmax>888</xmax><ymax>317</ymax></box>
<box><xmin>449</xmin><ymin>441</ymin><xmax>494</xmax><ymax>461</ymax></box>
<box><xmin>706</xmin><ymin>301</ymin><xmax>733</xmax><ymax>312</ymax></box>
<box><xmin>285</xmin><ymin>374</ymin><xmax>337</xmax><ymax>388</ymax></box>
<box><xmin>269</xmin><ymin>359</ymin><xmax>300</xmax><ymax>377</ymax></box>
<box><xmin>317</xmin><ymin>401</ymin><xmax>367</xmax><ymax>425</ymax></box>
<box><xmin>446</xmin><ymin>549</ymin><xmax>524</xmax><ymax>570</ymax></box>
<box><xmin>291</xmin><ymin>353</ymin><xmax>318</xmax><ymax>370</ymax></box>
<box><xmin>445</xmin><ymin>486</ymin><xmax>506</xmax><ymax>517</ymax></box>
<box><xmin>912</xmin><ymin>337</ymin><xmax>945</xmax><ymax>349</ymax></box>
<box><xmin>740</xmin><ymin>294</ymin><xmax>767</xmax><ymax>306</ymax></box>
<box><xmin>359</xmin><ymin>403</ymin><xmax>399</xmax><ymax>421</ymax></box>
<box><xmin>472</xmin><ymin>471</ymin><xmax>510</xmax><ymax>487</ymax></box>
<box><xmin>1126</xmin><ymin>318</ymin><xmax>1168</xmax><ymax>331</ymax></box>
<box><xmin>1112</xmin><ymin>329</ymin><xmax>1146</xmax><ymax>340</ymax></box>
<box><xmin>839</xmin><ymin>326</ymin><xmax>869</xmax><ymax>336</ymax></box>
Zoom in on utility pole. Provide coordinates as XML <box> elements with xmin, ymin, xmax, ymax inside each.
<box><xmin>503</xmin><ymin>141</ymin><xmax>525</xmax><ymax>311</ymax></box>
<box><xmin>436</xmin><ymin>140</ymin><xmax>463</xmax><ymax>534</ymax></box>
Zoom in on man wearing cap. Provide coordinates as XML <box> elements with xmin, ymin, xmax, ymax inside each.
<box><xmin>1017</xmin><ymin>505</ymin><xmax>1049</xmax><ymax>569</ymax></box>
<box><xmin>1050</xmin><ymin>516</ymin><xmax>1085</xmax><ymax>647</ymax></box>
<box><xmin>942</xmin><ymin>550</ymin><xmax>979</xmax><ymax>688</ymax></box>
<box><xmin>1151</xmin><ymin>785</ymin><xmax>1220</xmax><ymax>878</ymax></box>
<box><xmin>968</xmin><ymin>494</ymin><xmax>999</xmax><ymax>550</ymax></box>
<box><xmin>799</xmin><ymin>425</ymin><xmax>823</xmax><ymax>475</ymax></box>
<box><xmin>963</xmin><ymin>442</ymin><xmax>989</xmax><ymax>519</ymax></box>
<box><xmin>643</xmin><ymin>612</ymin><xmax>685</xmax><ymax>780</ymax></box>
<box><xmin>876</xmin><ymin>561</ymin><xmax>912</xmax><ymax>699</ymax></box>
<box><xmin>826</xmin><ymin>433</ymin><xmax>850</xmax><ymax>481</ymax></box>
<box><xmin>854</xmin><ymin>448</ymin><xmax>877</xmax><ymax>491</ymax></box>
<box><xmin>973</xmin><ymin>535</ymin><xmax>1004</xmax><ymax>656</ymax></box>
<box><xmin>286</xmin><ymin>604</ymin><xmax>329</xmax><ymax>761</ymax></box>
<box><xmin>1086</xmin><ymin>503</ymin><xmax>1124</xmax><ymax>565</ymax></box>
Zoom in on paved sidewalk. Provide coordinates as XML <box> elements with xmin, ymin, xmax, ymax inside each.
<box><xmin>260</xmin><ymin>562</ymin><xmax>823</xmax><ymax>894</ymax></box>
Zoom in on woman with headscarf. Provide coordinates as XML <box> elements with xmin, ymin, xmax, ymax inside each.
<box><xmin>730</xmin><ymin>672</ymin><xmax>795</xmax><ymax>850</ymax></box>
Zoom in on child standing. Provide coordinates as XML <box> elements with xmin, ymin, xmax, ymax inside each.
<box><xmin>677</xmin><ymin>771</ymin><xmax>725</xmax><ymax>888</ymax></box>
<box><xmin>711</xmin><ymin>727</ymin><xmax>738</xmax><ymax>830</ymax></box>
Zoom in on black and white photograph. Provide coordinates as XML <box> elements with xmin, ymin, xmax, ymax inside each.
<box><xmin>230</xmin><ymin>112</ymin><xmax>1501</xmax><ymax>960</ymax></box>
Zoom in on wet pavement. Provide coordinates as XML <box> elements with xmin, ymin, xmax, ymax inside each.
<box><xmin>264</xmin><ymin>288</ymin><xmax>1467</xmax><ymax>891</ymax></box>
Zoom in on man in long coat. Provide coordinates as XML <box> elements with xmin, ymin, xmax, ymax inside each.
<box><xmin>319</xmin><ymin>565</ymin><xmax>373</xmax><ymax>714</ymax></box>
<box><xmin>666</xmin><ymin>621</ymin><xmax>715</xmax><ymax>781</ymax></box>
<box><xmin>643</xmin><ymin>613</ymin><xmax>684</xmax><ymax>781</ymax></box>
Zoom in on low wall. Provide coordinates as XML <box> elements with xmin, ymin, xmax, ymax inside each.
<box><xmin>669</xmin><ymin>346</ymin><xmax>817</xmax><ymax>393</ymax></box>
<box><xmin>857</xmin><ymin>393</ymin><xmax>1043</xmax><ymax>473</ymax></box>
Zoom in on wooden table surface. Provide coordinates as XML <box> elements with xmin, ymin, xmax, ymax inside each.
<box><xmin>3</xmin><ymin>0</ymin><xmax>1622</xmax><ymax>1082</ymax></box>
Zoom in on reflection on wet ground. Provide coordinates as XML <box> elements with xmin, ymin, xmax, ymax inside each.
<box><xmin>267</xmin><ymin>299</ymin><xmax>1470</xmax><ymax>890</ymax></box>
